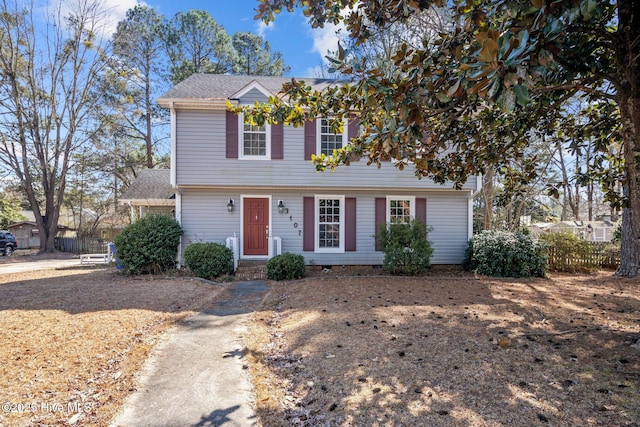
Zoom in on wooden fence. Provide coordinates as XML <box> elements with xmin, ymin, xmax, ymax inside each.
<box><xmin>55</xmin><ymin>237</ymin><xmax>111</xmax><ymax>254</ymax></box>
<box><xmin>546</xmin><ymin>242</ymin><xmax>620</xmax><ymax>272</ymax></box>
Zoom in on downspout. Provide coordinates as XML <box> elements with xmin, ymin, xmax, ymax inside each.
<box><xmin>175</xmin><ymin>186</ymin><xmax>183</xmax><ymax>268</ymax></box>
<box><xmin>468</xmin><ymin>173</ymin><xmax>483</xmax><ymax>240</ymax></box>
<box><xmin>127</xmin><ymin>201</ymin><xmax>135</xmax><ymax>222</ymax></box>
<box><xmin>170</xmin><ymin>101</ymin><xmax>177</xmax><ymax>187</ymax></box>
<box><xmin>169</xmin><ymin>101</ymin><xmax>184</xmax><ymax>268</ymax></box>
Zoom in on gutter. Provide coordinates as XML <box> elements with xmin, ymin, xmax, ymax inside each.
<box><xmin>467</xmin><ymin>173</ymin><xmax>483</xmax><ymax>239</ymax></box>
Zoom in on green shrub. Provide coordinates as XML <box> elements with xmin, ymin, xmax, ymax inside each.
<box><xmin>114</xmin><ymin>214</ymin><xmax>182</xmax><ymax>275</ymax></box>
<box><xmin>539</xmin><ymin>232</ymin><xmax>598</xmax><ymax>272</ymax></box>
<box><xmin>464</xmin><ymin>230</ymin><xmax>546</xmax><ymax>277</ymax></box>
<box><xmin>184</xmin><ymin>242</ymin><xmax>234</xmax><ymax>279</ymax></box>
<box><xmin>267</xmin><ymin>253</ymin><xmax>306</xmax><ymax>280</ymax></box>
<box><xmin>377</xmin><ymin>218</ymin><xmax>433</xmax><ymax>275</ymax></box>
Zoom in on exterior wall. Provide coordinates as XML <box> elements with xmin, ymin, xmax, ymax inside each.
<box><xmin>173</xmin><ymin>108</ymin><xmax>479</xmax><ymax>191</ymax></box>
<box><xmin>9</xmin><ymin>224</ymin><xmax>40</xmax><ymax>249</ymax></box>
<box><xmin>172</xmin><ymin>89</ymin><xmax>478</xmax><ymax>266</ymax></box>
<box><xmin>238</xmin><ymin>87</ymin><xmax>269</xmax><ymax>104</ymax></box>
<box><xmin>178</xmin><ymin>188</ymin><xmax>471</xmax><ymax>265</ymax></box>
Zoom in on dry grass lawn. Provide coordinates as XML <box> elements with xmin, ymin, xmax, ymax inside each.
<box><xmin>245</xmin><ymin>270</ymin><xmax>640</xmax><ymax>427</ymax></box>
<box><xmin>0</xmin><ymin>265</ymin><xmax>222</xmax><ymax>427</ymax></box>
<box><xmin>1</xmin><ymin>255</ymin><xmax>639</xmax><ymax>427</ymax></box>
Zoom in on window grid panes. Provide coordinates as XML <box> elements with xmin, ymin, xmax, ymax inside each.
<box><xmin>318</xmin><ymin>198</ymin><xmax>341</xmax><ymax>248</ymax></box>
<box><xmin>243</xmin><ymin>119</ymin><xmax>267</xmax><ymax>156</ymax></box>
<box><xmin>320</xmin><ymin>118</ymin><xmax>343</xmax><ymax>156</ymax></box>
<box><xmin>390</xmin><ymin>199</ymin><xmax>412</xmax><ymax>224</ymax></box>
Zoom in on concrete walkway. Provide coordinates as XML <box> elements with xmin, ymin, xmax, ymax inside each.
<box><xmin>110</xmin><ymin>280</ymin><xmax>269</xmax><ymax>427</ymax></box>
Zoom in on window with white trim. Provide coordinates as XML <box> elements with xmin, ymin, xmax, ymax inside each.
<box><xmin>239</xmin><ymin>113</ymin><xmax>270</xmax><ymax>159</ymax></box>
<box><xmin>317</xmin><ymin>118</ymin><xmax>347</xmax><ymax>156</ymax></box>
<box><xmin>387</xmin><ymin>196</ymin><xmax>415</xmax><ymax>224</ymax></box>
<box><xmin>316</xmin><ymin>195</ymin><xmax>345</xmax><ymax>252</ymax></box>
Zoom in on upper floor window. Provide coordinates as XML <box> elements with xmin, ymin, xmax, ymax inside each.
<box><xmin>240</xmin><ymin>113</ymin><xmax>270</xmax><ymax>159</ymax></box>
<box><xmin>387</xmin><ymin>196</ymin><xmax>415</xmax><ymax>224</ymax></box>
<box><xmin>316</xmin><ymin>195</ymin><xmax>345</xmax><ymax>252</ymax></box>
<box><xmin>317</xmin><ymin>118</ymin><xmax>347</xmax><ymax>156</ymax></box>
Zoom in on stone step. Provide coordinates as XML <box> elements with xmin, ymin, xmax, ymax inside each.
<box><xmin>235</xmin><ymin>261</ymin><xmax>267</xmax><ymax>280</ymax></box>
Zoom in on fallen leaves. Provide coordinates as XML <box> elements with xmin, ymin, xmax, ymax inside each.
<box><xmin>246</xmin><ymin>271</ymin><xmax>640</xmax><ymax>426</ymax></box>
<box><xmin>0</xmin><ymin>267</ymin><xmax>222</xmax><ymax>426</ymax></box>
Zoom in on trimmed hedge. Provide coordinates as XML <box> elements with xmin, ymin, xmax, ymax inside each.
<box><xmin>464</xmin><ymin>230</ymin><xmax>546</xmax><ymax>277</ymax></box>
<box><xmin>377</xmin><ymin>218</ymin><xmax>433</xmax><ymax>275</ymax></box>
<box><xmin>184</xmin><ymin>242</ymin><xmax>234</xmax><ymax>279</ymax></box>
<box><xmin>267</xmin><ymin>253</ymin><xmax>306</xmax><ymax>280</ymax></box>
<box><xmin>114</xmin><ymin>214</ymin><xmax>182</xmax><ymax>275</ymax></box>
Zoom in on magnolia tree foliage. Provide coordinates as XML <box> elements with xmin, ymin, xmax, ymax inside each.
<box><xmin>244</xmin><ymin>0</ymin><xmax>639</xmax><ymax>276</ymax></box>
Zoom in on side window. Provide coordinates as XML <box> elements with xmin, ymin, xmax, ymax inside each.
<box><xmin>239</xmin><ymin>113</ymin><xmax>271</xmax><ymax>159</ymax></box>
<box><xmin>315</xmin><ymin>195</ymin><xmax>345</xmax><ymax>252</ymax></box>
<box><xmin>317</xmin><ymin>118</ymin><xmax>347</xmax><ymax>156</ymax></box>
<box><xmin>387</xmin><ymin>196</ymin><xmax>415</xmax><ymax>224</ymax></box>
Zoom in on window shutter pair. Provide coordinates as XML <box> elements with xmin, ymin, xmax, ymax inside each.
<box><xmin>305</xmin><ymin>118</ymin><xmax>361</xmax><ymax>161</ymax></box>
<box><xmin>303</xmin><ymin>197</ymin><xmax>356</xmax><ymax>252</ymax></box>
<box><xmin>374</xmin><ymin>198</ymin><xmax>427</xmax><ymax>251</ymax></box>
<box><xmin>225</xmin><ymin>111</ymin><xmax>283</xmax><ymax>159</ymax></box>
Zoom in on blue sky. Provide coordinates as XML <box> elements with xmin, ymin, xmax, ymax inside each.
<box><xmin>103</xmin><ymin>0</ymin><xmax>344</xmax><ymax>77</ymax></box>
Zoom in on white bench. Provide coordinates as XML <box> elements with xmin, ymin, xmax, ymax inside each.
<box><xmin>79</xmin><ymin>243</ymin><xmax>114</xmax><ymax>265</ymax></box>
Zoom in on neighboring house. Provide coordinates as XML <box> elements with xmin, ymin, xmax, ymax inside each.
<box><xmin>528</xmin><ymin>220</ymin><xmax>615</xmax><ymax>242</ymax></box>
<box><xmin>158</xmin><ymin>74</ymin><xmax>480</xmax><ymax>266</ymax></box>
<box><xmin>8</xmin><ymin>221</ymin><xmax>70</xmax><ymax>249</ymax></box>
<box><xmin>120</xmin><ymin>169</ymin><xmax>175</xmax><ymax>219</ymax></box>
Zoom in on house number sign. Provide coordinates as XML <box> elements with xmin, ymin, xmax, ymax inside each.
<box><xmin>290</xmin><ymin>215</ymin><xmax>301</xmax><ymax>236</ymax></box>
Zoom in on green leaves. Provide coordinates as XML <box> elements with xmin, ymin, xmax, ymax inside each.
<box><xmin>580</xmin><ymin>0</ymin><xmax>598</xmax><ymax>20</ymax></box>
<box><xmin>513</xmin><ymin>85</ymin><xmax>531</xmax><ymax>107</ymax></box>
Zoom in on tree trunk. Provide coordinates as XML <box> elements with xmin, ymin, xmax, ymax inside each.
<box><xmin>617</xmin><ymin>204</ymin><xmax>637</xmax><ymax>276</ymax></box>
<box><xmin>483</xmin><ymin>167</ymin><xmax>494</xmax><ymax>230</ymax></box>
<box><xmin>615</xmin><ymin>0</ymin><xmax>640</xmax><ymax>276</ymax></box>
<box><xmin>616</xmin><ymin>95</ymin><xmax>640</xmax><ymax>276</ymax></box>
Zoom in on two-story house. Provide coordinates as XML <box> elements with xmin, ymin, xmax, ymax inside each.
<box><xmin>158</xmin><ymin>74</ymin><xmax>479</xmax><ymax>267</ymax></box>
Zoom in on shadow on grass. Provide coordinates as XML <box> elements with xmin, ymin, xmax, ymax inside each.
<box><xmin>0</xmin><ymin>268</ymin><xmax>268</xmax><ymax>316</ymax></box>
<box><xmin>248</xmin><ymin>273</ymin><xmax>640</xmax><ymax>426</ymax></box>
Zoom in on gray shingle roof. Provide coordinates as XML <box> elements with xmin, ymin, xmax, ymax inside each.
<box><xmin>121</xmin><ymin>169</ymin><xmax>173</xmax><ymax>201</ymax></box>
<box><xmin>158</xmin><ymin>73</ymin><xmax>340</xmax><ymax>101</ymax></box>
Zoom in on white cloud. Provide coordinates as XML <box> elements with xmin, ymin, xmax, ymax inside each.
<box><xmin>256</xmin><ymin>20</ymin><xmax>274</xmax><ymax>38</ymax></box>
<box><xmin>43</xmin><ymin>0</ymin><xmax>141</xmax><ymax>39</ymax></box>
<box><xmin>101</xmin><ymin>0</ymin><xmax>141</xmax><ymax>36</ymax></box>
<box><xmin>309</xmin><ymin>22</ymin><xmax>346</xmax><ymax>64</ymax></box>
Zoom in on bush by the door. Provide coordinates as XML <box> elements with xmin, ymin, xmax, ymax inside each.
<box><xmin>184</xmin><ymin>242</ymin><xmax>234</xmax><ymax>280</ymax></box>
<box><xmin>267</xmin><ymin>253</ymin><xmax>306</xmax><ymax>280</ymax></box>
<box><xmin>377</xmin><ymin>218</ymin><xmax>433</xmax><ymax>275</ymax></box>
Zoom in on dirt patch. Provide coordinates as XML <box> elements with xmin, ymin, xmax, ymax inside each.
<box><xmin>244</xmin><ymin>271</ymin><xmax>640</xmax><ymax>426</ymax></box>
<box><xmin>0</xmin><ymin>267</ymin><xmax>222</xmax><ymax>427</ymax></box>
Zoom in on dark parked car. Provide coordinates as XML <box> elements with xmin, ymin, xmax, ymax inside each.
<box><xmin>0</xmin><ymin>230</ymin><xmax>17</xmax><ymax>256</ymax></box>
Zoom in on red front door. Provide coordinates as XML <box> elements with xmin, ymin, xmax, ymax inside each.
<box><xmin>243</xmin><ymin>198</ymin><xmax>269</xmax><ymax>256</ymax></box>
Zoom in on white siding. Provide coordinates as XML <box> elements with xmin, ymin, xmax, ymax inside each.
<box><xmin>427</xmin><ymin>194</ymin><xmax>470</xmax><ymax>264</ymax></box>
<box><xmin>238</xmin><ymin>88</ymin><xmax>269</xmax><ymax>104</ymax></box>
<box><xmin>175</xmin><ymin>110</ymin><xmax>225</xmax><ymax>184</ymax></box>
<box><xmin>174</xmin><ymin>109</ymin><xmax>479</xmax><ymax>191</ymax></box>
<box><xmin>178</xmin><ymin>188</ymin><xmax>470</xmax><ymax>265</ymax></box>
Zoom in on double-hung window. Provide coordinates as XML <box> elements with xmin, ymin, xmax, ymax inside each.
<box><xmin>387</xmin><ymin>196</ymin><xmax>415</xmax><ymax>224</ymax></box>
<box><xmin>239</xmin><ymin>113</ymin><xmax>270</xmax><ymax>159</ymax></box>
<box><xmin>317</xmin><ymin>118</ymin><xmax>347</xmax><ymax>156</ymax></box>
<box><xmin>316</xmin><ymin>195</ymin><xmax>345</xmax><ymax>252</ymax></box>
